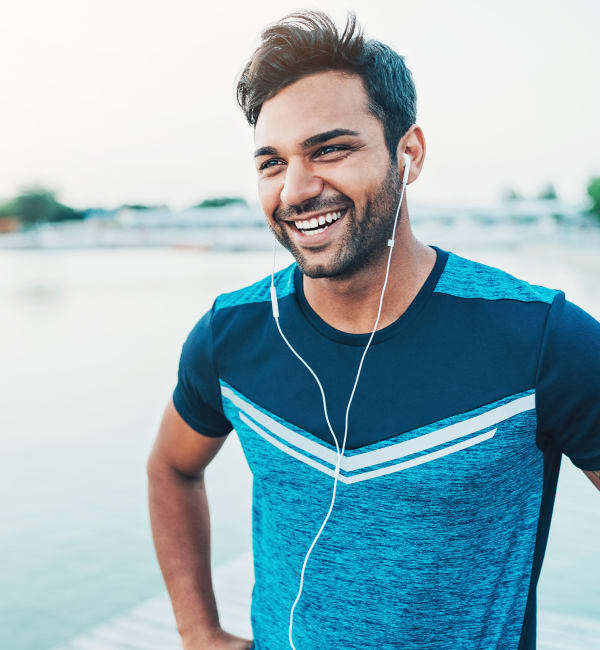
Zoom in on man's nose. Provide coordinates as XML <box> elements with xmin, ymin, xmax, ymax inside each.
<box><xmin>280</xmin><ymin>158</ymin><xmax>324</xmax><ymax>207</ymax></box>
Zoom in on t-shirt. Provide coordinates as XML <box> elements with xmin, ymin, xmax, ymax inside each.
<box><xmin>172</xmin><ymin>246</ymin><xmax>600</xmax><ymax>650</ymax></box>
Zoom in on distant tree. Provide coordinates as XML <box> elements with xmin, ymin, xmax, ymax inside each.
<box><xmin>193</xmin><ymin>197</ymin><xmax>247</xmax><ymax>208</ymax></box>
<box><xmin>587</xmin><ymin>177</ymin><xmax>600</xmax><ymax>223</ymax></box>
<box><xmin>538</xmin><ymin>184</ymin><xmax>558</xmax><ymax>200</ymax></box>
<box><xmin>0</xmin><ymin>199</ymin><xmax>16</xmax><ymax>217</ymax></box>
<box><xmin>118</xmin><ymin>203</ymin><xmax>168</xmax><ymax>211</ymax></box>
<box><xmin>47</xmin><ymin>204</ymin><xmax>82</xmax><ymax>222</ymax></box>
<box><xmin>13</xmin><ymin>186</ymin><xmax>82</xmax><ymax>225</ymax></box>
<box><xmin>14</xmin><ymin>187</ymin><xmax>55</xmax><ymax>225</ymax></box>
<box><xmin>501</xmin><ymin>187</ymin><xmax>522</xmax><ymax>202</ymax></box>
<box><xmin>120</xmin><ymin>204</ymin><xmax>150</xmax><ymax>211</ymax></box>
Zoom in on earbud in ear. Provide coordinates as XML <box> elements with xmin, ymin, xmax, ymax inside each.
<box><xmin>402</xmin><ymin>153</ymin><xmax>411</xmax><ymax>186</ymax></box>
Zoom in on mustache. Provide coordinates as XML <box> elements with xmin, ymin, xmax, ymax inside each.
<box><xmin>274</xmin><ymin>196</ymin><xmax>352</xmax><ymax>222</ymax></box>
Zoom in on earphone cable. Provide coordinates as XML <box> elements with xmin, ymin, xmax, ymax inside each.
<box><xmin>270</xmin><ymin>166</ymin><xmax>408</xmax><ymax>649</ymax></box>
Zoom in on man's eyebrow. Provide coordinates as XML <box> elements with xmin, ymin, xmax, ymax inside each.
<box><xmin>253</xmin><ymin>128</ymin><xmax>360</xmax><ymax>159</ymax></box>
<box><xmin>254</xmin><ymin>145</ymin><xmax>278</xmax><ymax>159</ymax></box>
<box><xmin>301</xmin><ymin>128</ymin><xmax>360</xmax><ymax>149</ymax></box>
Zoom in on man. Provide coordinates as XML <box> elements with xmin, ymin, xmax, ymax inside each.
<box><xmin>147</xmin><ymin>11</ymin><xmax>600</xmax><ymax>650</ymax></box>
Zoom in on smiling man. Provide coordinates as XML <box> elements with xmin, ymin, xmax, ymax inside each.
<box><xmin>252</xmin><ymin>68</ymin><xmax>435</xmax><ymax>336</ymax></box>
<box><xmin>147</xmin><ymin>11</ymin><xmax>600</xmax><ymax>650</ymax></box>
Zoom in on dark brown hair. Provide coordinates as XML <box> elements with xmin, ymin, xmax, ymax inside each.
<box><xmin>236</xmin><ymin>10</ymin><xmax>417</xmax><ymax>162</ymax></box>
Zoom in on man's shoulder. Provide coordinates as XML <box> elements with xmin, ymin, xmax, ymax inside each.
<box><xmin>214</xmin><ymin>261</ymin><xmax>296</xmax><ymax>313</ymax></box>
<box><xmin>435</xmin><ymin>250</ymin><xmax>559</xmax><ymax>304</ymax></box>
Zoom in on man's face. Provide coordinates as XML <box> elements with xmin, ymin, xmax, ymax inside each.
<box><xmin>254</xmin><ymin>70</ymin><xmax>402</xmax><ymax>279</ymax></box>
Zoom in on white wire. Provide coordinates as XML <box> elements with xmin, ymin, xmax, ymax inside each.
<box><xmin>271</xmin><ymin>178</ymin><xmax>407</xmax><ymax>650</ymax></box>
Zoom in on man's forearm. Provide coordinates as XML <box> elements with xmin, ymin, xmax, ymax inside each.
<box><xmin>147</xmin><ymin>463</ymin><xmax>221</xmax><ymax>645</ymax></box>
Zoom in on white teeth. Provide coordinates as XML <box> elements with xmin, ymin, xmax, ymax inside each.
<box><xmin>293</xmin><ymin>209</ymin><xmax>346</xmax><ymax>232</ymax></box>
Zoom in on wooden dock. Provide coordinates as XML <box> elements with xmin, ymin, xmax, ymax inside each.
<box><xmin>52</xmin><ymin>552</ymin><xmax>599</xmax><ymax>649</ymax></box>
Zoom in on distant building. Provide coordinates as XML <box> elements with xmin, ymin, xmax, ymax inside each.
<box><xmin>498</xmin><ymin>198</ymin><xmax>584</xmax><ymax>224</ymax></box>
<box><xmin>0</xmin><ymin>216</ymin><xmax>20</xmax><ymax>233</ymax></box>
<box><xmin>114</xmin><ymin>204</ymin><xmax>266</xmax><ymax>229</ymax></box>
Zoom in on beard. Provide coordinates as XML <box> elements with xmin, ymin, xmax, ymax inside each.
<box><xmin>269</xmin><ymin>162</ymin><xmax>403</xmax><ymax>279</ymax></box>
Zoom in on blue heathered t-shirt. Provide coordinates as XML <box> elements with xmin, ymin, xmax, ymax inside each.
<box><xmin>172</xmin><ymin>246</ymin><xmax>600</xmax><ymax>650</ymax></box>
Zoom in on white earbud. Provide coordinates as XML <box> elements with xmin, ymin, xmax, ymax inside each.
<box><xmin>402</xmin><ymin>152</ymin><xmax>411</xmax><ymax>186</ymax></box>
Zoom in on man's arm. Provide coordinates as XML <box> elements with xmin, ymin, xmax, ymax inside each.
<box><xmin>583</xmin><ymin>469</ymin><xmax>600</xmax><ymax>492</ymax></box>
<box><xmin>146</xmin><ymin>399</ymin><xmax>252</xmax><ymax>650</ymax></box>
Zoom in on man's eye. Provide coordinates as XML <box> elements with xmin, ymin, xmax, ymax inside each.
<box><xmin>259</xmin><ymin>159</ymin><xmax>283</xmax><ymax>171</ymax></box>
<box><xmin>315</xmin><ymin>145</ymin><xmax>348</xmax><ymax>157</ymax></box>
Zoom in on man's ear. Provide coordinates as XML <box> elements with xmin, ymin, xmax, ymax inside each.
<box><xmin>395</xmin><ymin>125</ymin><xmax>426</xmax><ymax>184</ymax></box>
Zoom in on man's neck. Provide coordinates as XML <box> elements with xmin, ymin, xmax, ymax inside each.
<box><xmin>302</xmin><ymin>223</ymin><xmax>436</xmax><ymax>335</ymax></box>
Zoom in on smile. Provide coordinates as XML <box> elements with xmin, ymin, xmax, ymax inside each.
<box><xmin>290</xmin><ymin>209</ymin><xmax>347</xmax><ymax>237</ymax></box>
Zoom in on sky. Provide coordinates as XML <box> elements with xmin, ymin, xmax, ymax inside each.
<box><xmin>1</xmin><ymin>0</ymin><xmax>599</xmax><ymax>211</ymax></box>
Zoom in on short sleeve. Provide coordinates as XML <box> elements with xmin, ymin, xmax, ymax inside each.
<box><xmin>172</xmin><ymin>303</ymin><xmax>233</xmax><ymax>437</ymax></box>
<box><xmin>535</xmin><ymin>291</ymin><xmax>600</xmax><ymax>469</ymax></box>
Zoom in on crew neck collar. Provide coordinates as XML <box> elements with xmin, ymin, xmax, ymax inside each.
<box><xmin>293</xmin><ymin>245</ymin><xmax>448</xmax><ymax>346</ymax></box>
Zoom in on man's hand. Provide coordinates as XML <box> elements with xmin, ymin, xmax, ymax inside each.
<box><xmin>183</xmin><ymin>627</ymin><xmax>253</xmax><ymax>649</ymax></box>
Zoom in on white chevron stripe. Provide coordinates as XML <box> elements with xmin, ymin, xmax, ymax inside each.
<box><xmin>239</xmin><ymin>410</ymin><xmax>497</xmax><ymax>483</ymax></box>
<box><xmin>344</xmin><ymin>429</ymin><xmax>497</xmax><ymax>483</ymax></box>
<box><xmin>222</xmin><ymin>385</ymin><xmax>535</xmax><ymax>472</ymax></box>
<box><xmin>344</xmin><ymin>393</ymin><xmax>534</xmax><ymax>471</ymax></box>
<box><xmin>239</xmin><ymin>412</ymin><xmax>340</xmax><ymax>479</ymax></box>
<box><xmin>222</xmin><ymin>385</ymin><xmax>340</xmax><ymax>465</ymax></box>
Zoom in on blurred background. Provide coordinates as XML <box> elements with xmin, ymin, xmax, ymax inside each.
<box><xmin>1</xmin><ymin>1</ymin><xmax>599</xmax><ymax>648</ymax></box>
